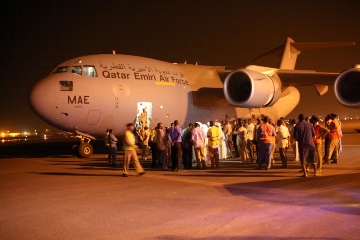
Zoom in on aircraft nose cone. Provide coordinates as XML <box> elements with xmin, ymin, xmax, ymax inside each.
<box><xmin>28</xmin><ymin>77</ymin><xmax>55</xmax><ymax>121</ymax></box>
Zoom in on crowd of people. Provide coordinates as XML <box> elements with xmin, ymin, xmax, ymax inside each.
<box><xmin>104</xmin><ymin>113</ymin><xmax>343</xmax><ymax>177</ymax></box>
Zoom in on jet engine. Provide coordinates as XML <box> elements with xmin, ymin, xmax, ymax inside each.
<box><xmin>334</xmin><ymin>68</ymin><xmax>360</xmax><ymax>108</ymax></box>
<box><xmin>223</xmin><ymin>69</ymin><xmax>282</xmax><ymax>108</ymax></box>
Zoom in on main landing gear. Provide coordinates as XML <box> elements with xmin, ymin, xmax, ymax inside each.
<box><xmin>72</xmin><ymin>131</ymin><xmax>96</xmax><ymax>158</ymax></box>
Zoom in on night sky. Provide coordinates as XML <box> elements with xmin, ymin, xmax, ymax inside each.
<box><xmin>1</xmin><ymin>0</ymin><xmax>359</xmax><ymax>132</ymax></box>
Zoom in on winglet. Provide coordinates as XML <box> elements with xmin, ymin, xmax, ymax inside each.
<box><xmin>279</xmin><ymin>37</ymin><xmax>299</xmax><ymax>70</ymax></box>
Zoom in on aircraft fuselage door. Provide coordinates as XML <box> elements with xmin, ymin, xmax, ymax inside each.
<box><xmin>136</xmin><ymin>102</ymin><xmax>152</xmax><ymax>130</ymax></box>
<box><xmin>86</xmin><ymin>110</ymin><xmax>101</xmax><ymax>125</ymax></box>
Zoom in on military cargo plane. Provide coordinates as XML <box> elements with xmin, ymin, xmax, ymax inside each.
<box><xmin>29</xmin><ymin>37</ymin><xmax>359</xmax><ymax>157</ymax></box>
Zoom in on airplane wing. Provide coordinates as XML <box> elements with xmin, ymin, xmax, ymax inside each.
<box><xmin>277</xmin><ymin>70</ymin><xmax>339</xmax><ymax>86</ymax></box>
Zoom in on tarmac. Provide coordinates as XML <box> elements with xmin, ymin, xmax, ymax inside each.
<box><xmin>1</xmin><ymin>135</ymin><xmax>360</xmax><ymax>239</ymax></box>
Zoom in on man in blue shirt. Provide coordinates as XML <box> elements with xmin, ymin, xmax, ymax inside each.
<box><xmin>168</xmin><ymin>120</ymin><xmax>182</xmax><ymax>171</ymax></box>
<box><xmin>108</xmin><ymin>129</ymin><xmax>118</xmax><ymax>166</ymax></box>
<box><xmin>294</xmin><ymin>114</ymin><xmax>318</xmax><ymax>177</ymax></box>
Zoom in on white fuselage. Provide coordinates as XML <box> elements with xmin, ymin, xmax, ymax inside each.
<box><xmin>29</xmin><ymin>54</ymin><xmax>300</xmax><ymax>138</ymax></box>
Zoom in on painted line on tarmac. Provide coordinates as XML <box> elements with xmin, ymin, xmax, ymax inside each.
<box><xmin>143</xmin><ymin>173</ymin><xmax>225</xmax><ymax>187</ymax></box>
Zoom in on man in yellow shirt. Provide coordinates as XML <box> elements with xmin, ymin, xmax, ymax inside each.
<box><xmin>123</xmin><ymin>123</ymin><xmax>146</xmax><ymax>177</ymax></box>
<box><xmin>207</xmin><ymin>121</ymin><xmax>220</xmax><ymax>168</ymax></box>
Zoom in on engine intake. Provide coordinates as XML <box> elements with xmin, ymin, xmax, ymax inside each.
<box><xmin>334</xmin><ymin>68</ymin><xmax>360</xmax><ymax>108</ymax></box>
<box><xmin>223</xmin><ymin>69</ymin><xmax>281</xmax><ymax>108</ymax></box>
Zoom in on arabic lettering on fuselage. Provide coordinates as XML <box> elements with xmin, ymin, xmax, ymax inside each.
<box><xmin>99</xmin><ymin>62</ymin><xmax>188</xmax><ymax>85</ymax></box>
<box><xmin>99</xmin><ymin>62</ymin><xmax>125</xmax><ymax>70</ymax></box>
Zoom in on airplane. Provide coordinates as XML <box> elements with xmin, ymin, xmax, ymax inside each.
<box><xmin>28</xmin><ymin>37</ymin><xmax>360</xmax><ymax>158</ymax></box>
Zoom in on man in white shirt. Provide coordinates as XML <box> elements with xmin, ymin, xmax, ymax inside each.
<box><xmin>246</xmin><ymin>119</ymin><xmax>255</xmax><ymax>162</ymax></box>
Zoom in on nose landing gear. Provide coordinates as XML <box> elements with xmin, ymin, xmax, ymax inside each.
<box><xmin>72</xmin><ymin>131</ymin><xmax>96</xmax><ymax>158</ymax></box>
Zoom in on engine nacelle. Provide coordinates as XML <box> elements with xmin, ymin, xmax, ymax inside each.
<box><xmin>334</xmin><ymin>68</ymin><xmax>360</xmax><ymax>108</ymax></box>
<box><xmin>223</xmin><ymin>69</ymin><xmax>282</xmax><ymax>108</ymax></box>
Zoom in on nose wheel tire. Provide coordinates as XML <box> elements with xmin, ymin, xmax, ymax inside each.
<box><xmin>78</xmin><ymin>142</ymin><xmax>93</xmax><ymax>158</ymax></box>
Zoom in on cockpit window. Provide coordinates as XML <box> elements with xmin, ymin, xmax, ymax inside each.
<box><xmin>83</xmin><ymin>65</ymin><xmax>97</xmax><ymax>77</ymax></box>
<box><xmin>71</xmin><ymin>66</ymin><xmax>82</xmax><ymax>76</ymax></box>
<box><xmin>52</xmin><ymin>66</ymin><xmax>69</xmax><ymax>74</ymax></box>
<box><xmin>52</xmin><ymin>65</ymin><xmax>97</xmax><ymax>77</ymax></box>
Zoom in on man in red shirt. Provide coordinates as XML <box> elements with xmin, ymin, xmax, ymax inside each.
<box><xmin>256</xmin><ymin>116</ymin><xmax>276</xmax><ymax>170</ymax></box>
